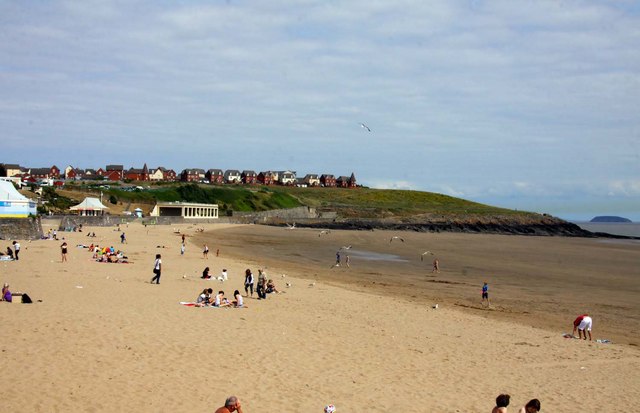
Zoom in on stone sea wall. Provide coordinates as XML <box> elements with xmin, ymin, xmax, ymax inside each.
<box><xmin>0</xmin><ymin>217</ymin><xmax>43</xmax><ymax>240</ymax></box>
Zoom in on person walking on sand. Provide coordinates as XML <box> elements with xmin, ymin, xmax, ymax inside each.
<box><xmin>482</xmin><ymin>282</ymin><xmax>489</xmax><ymax>306</ymax></box>
<box><xmin>60</xmin><ymin>241</ymin><xmax>68</xmax><ymax>263</ymax></box>
<box><xmin>492</xmin><ymin>394</ymin><xmax>510</xmax><ymax>413</ymax></box>
<box><xmin>150</xmin><ymin>254</ymin><xmax>162</xmax><ymax>284</ymax></box>
<box><xmin>181</xmin><ymin>234</ymin><xmax>185</xmax><ymax>244</ymax></box>
<box><xmin>572</xmin><ymin>314</ymin><xmax>593</xmax><ymax>341</ymax></box>
<box><xmin>432</xmin><ymin>258</ymin><xmax>440</xmax><ymax>273</ymax></box>
<box><xmin>12</xmin><ymin>241</ymin><xmax>21</xmax><ymax>261</ymax></box>
<box><xmin>203</xmin><ymin>244</ymin><xmax>209</xmax><ymax>259</ymax></box>
<box><xmin>518</xmin><ymin>399</ymin><xmax>540</xmax><ymax>413</ymax></box>
<box><xmin>335</xmin><ymin>250</ymin><xmax>341</xmax><ymax>267</ymax></box>
<box><xmin>214</xmin><ymin>395</ymin><xmax>243</xmax><ymax>413</ymax></box>
<box><xmin>120</xmin><ymin>232</ymin><xmax>126</xmax><ymax>244</ymax></box>
<box><xmin>244</xmin><ymin>268</ymin><xmax>254</xmax><ymax>297</ymax></box>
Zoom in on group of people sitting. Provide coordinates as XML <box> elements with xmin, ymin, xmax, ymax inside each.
<box><xmin>89</xmin><ymin>244</ymin><xmax>129</xmax><ymax>263</ymax></box>
<box><xmin>195</xmin><ymin>288</ymin><xmax>244</xmax><ymax>308</ymax></box>
<box><xmin>201</xmin><ymin>267</ymin><xmax>228</xmax><ymax>282</ymax></box>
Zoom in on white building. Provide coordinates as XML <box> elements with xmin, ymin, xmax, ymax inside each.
<box><xmin>150</xmin><ymin>202</ymin><xmax>219</xmax><ymax>219</ymax></box>
<box><xmin>0</xmin><ymin>180</ymin><xmax>37</xmax><ymax>217</ymax></box>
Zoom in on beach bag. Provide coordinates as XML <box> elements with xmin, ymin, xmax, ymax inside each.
<box><xmin>21</xmin><ymin>293</ymin><xmax>33</xmax><ymax>304</ymax></box>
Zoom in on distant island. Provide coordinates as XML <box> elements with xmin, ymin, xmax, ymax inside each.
<box><xmin>590</xmin><ymin>216</ymin><xmax>632</xmax><ymax>223</ymax></box>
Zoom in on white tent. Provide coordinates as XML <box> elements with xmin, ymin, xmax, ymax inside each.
<box><xmin>0</xmin><ymin>180</ymin><xmax>37</xmax><ymax>217</ymax></box>
<box><xmin>70</xmin><ymin>197</ymin><xmax>109</xmax><ymax>216</ymax></box>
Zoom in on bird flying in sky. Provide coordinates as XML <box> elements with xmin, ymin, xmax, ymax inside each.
<box><xmin>359</xmin><ymin>123</ymin><xmax>371</xmax><ymax>132</ymax></box>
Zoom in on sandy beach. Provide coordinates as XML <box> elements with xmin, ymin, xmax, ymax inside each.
<box><xmin>1</xmin><ymin>222</ymin><xmax>639</xmax><ymax>412</ymax></box>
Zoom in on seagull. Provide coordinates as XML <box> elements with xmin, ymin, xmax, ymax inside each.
<box><xmin>340</xmin><ymin>245</ymin><xmax>352</xmax><ymax>250</ymax></box>
<box><xmin>359</xmin><ymin>122</ymin><xmax>371</xmax><ymax>132</ymax></box>
<box><xmin>281</xmin><ymin>274</ymin><xmax>286</xmax><ymax>278</ymax></box>
<box><xmin>420</xmin><ymin>251</ymin><xmax>434</xmax><ymax>261</ymax></box>
<box><xmin>390</xmin><ymin>236</ymin><xmax>405</xmax><ymax>243</ymax></box>
<box><xmin>286</xmin><ymin>222</ymin><xmax>296</xmax><ymax>229</ymax></box>
<box><xmin>309</xmin><ymin>282</ymin><xmax>316</xmax><ymax>287</ymax></box>
<box><xmin>286</xmin><ymin>282</ymin><xmax>292</xmax><ymax>288</ymax></box>
<box><xmin>318</xmin><ymin>230</ymin><xmax>331</xmax><ymax>237</ymax></box>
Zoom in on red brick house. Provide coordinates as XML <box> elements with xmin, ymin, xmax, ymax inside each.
<box><xmin>336</xmin><ymin>176</ymin><xmax>349</xmax><ymax>188</ymax></box>
<box><xmin>29</xmin><ymin>165</ymin><xmax>60</xmax><ymax>179</ymax></box>
<box><xmin>158</xmin><ymin>167</ymin><xmax>177</xmax><ymax>182</ymax></box>
<box><xmin>180</xmin><ymin>169</ymin><xmax>202</xmax><ymax>182</ymax></box>
<box><xmin>104</xmin><ymin>165</ymin><xmax>124</xmax><ymax>181</ymax></box>
<box><xmin>241</xmin><ymin>170</ymin><xmax>257</xmax><ymax>185</ymax></box>
<box><xmin>348</xmin><ymin>172</ymin><xmax>357</xmax><ymax>188</ymax></box>
<box><xmin>124</xmin><ymin>164</ymin><xmax>150</xmax><ymax>181</ymax></box>
<box><xmin>206</xmin><ymin>169</ymin><xmax>224</xmax><ymax>184</ymax></box>
<box><xmin>257</xmin><ymin>171</ymin><xmax>275</xmax><ymax>185</ymax></box>
<box><xmin>320</xmin><ymin>174</ymin><xmax>336</xmax><ymax>187</ymax></box>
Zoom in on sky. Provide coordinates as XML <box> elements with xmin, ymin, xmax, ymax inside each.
<box><xmin>1</xmin><ymin>1</ymin><xmax>639</xmax><ymax>221</ymax></box>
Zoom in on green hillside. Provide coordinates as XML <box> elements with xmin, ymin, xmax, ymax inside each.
<box><xmin>59</xmin><ymin>182</ymin><xmax>533</xmax><ymax>219</ymax></box>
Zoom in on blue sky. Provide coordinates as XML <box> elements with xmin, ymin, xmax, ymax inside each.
<box><xmin>2</xmin><ymin>1</ymin><xmax>639</xmax><ymax>221</ymax></box>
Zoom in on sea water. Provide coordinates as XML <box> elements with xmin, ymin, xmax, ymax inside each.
<box><xmin>573</xmin><ymin>222</ymin><xmax>640</xmax><ymax>238</ymax></box>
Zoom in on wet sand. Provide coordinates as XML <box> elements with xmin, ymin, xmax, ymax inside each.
<box><xmin>196</xmin><ymin>225</ymin><xmax>640</xmax><ymax>345</ymax></box>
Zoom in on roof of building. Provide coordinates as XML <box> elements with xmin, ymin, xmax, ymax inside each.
<box><xmin>69</xmin><ymin>197</ymin><xmax>109</xmax><ymax>211</ymax></box>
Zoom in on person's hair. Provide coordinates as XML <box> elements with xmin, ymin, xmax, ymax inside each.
<box><xmin>245</xmin><ymin>268</ymin><xmax>251</xmax><ymax>275</ymax></box>
<box><xmin>496</xmin><ymin>394</ymin><xmax>510</xmax><ymax>408</ymax></box>
<box><xmin>204</xmin><ymin>267</ymin><xmax>209</xmax><ymax>272</ymax></box>
<box><xmin>207</xmin><ymin>288</ymin><xmax>213</xmax><ymax>294</ymax></box>
<box><xmin>155</xmin><ymin>254</ymin><xmax>161</xmax><ymax>258</ymax></box>
<box><xmin>234</xmin><ymin>290</ymin><xmax>240</xmax><ymax>296</ymax></box>
<box><xmin>223</xmin><ymin>269</ymin><xmax>227</xmax><ymax>272</ymax></box>
<box><xmin>218</xmin><ymin>290</ymin><xmax>224</xmax><ymax>295</ymax></box>
<box><xmin>525</xmin><ymin>399</ymin><xmax>540</xmax><ymax>410</ymax></box>
<box><xmin>225</xmin><ymin>396</ymin><xmax>238</xmax><ymax>407</ymax></box>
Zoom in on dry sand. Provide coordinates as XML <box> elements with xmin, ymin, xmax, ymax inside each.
<box><xmin>1</xmin><ymin>222</ymin><xmax>639</xmax><ymax>412</ymax></box>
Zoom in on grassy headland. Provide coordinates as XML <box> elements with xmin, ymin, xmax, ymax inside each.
<box><xmin>33</xmin><ymin>183</ymin><xmax>541</xmax><ymax>223</ymax></box>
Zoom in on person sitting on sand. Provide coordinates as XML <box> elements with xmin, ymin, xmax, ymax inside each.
<box><xmin>233</xmin><ymin>290</ymin><xmax>244</xmax><ymax>308</ymax></box>
<box><xmin>2</xmin><ymin>283</ymin><xmax>12</xmax><ymax>302</ymax></box>
<box><xmin>6</xmin><ymin>247</ymin><xmax>14</xmax><ymax>259</ymax></box>
<box><xmin>202</xmin><ymin>267</ymin><xmax>211</xmax><ymax>279</ymax></box>
<box><xmin>492</xmin><ymin>394</ymin><xmax>510</xmax><ymax>413</ymax></box>
<box><xmin>196</xmin><ymin>288</ymin><xmax>213</xmax><ymax>306</ymax></box>
<box><xmin>221</xmin><ymin>268</ymin><xmax>228</xmax><ymax>281</ymax></box>
<box><xmin>214</xmin><ymin>395</ymin><xmax>243</xmax><ymax>413</ymax></box>
<box><xmin>518</xmin><ymin>399</ymin><xmax>540</xmax><ymax>413</ymax></box>
<box><xmin>213</xmin><ymin>291</ymin><xmax>231</xmax><ymax>307</ymax></box>
<box><xmin>573</xmin><ymin>314</ymin><xmax>593</xmax><ymax>341</ymax></box>
<box><xmin>265</xmin><ymin>279</ymin><xmax>279</xmax><ymax>294</ymax></box>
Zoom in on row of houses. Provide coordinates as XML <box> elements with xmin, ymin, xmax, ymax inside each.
<box><xmin>0</xmin><ymin>163</ymin><xmax>357</xmax><ymax>188</ymax></box>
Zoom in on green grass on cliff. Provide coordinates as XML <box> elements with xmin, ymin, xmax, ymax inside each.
<box><xmin>270</xmin><ymin>186</ymin><xmax>529</xmax><ymax>218</ymax></box>
<box><xmin>63</xmin><ymin>183</ymin><xmax>534</xmax><ymax>218</ymax></box>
